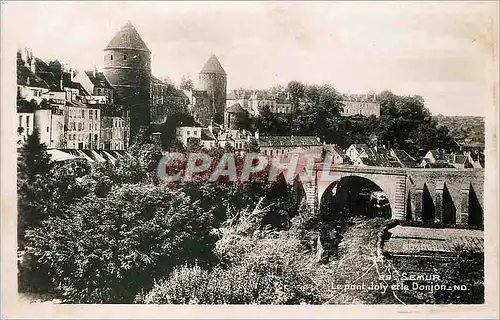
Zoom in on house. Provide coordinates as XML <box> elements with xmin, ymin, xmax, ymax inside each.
<box><xmin>100</xmin><ymin>105</ymin><xmax>130</xmax><ymax>150</ymax></box>
<box><xmin>447</xmin><ymin>154</ymin><xmax>473</xmax><ymax>169</ymax></box>
<box><xmin>218</xmin><ymin>129</ymin><xmax>252</xmax><ymax>151</ymax></box>
<box><xmin>65</xmin><ymin>102</ymin><xmax>101</xmax><ymax>149</ymax></box>
<box><xmin>200</xmin><ymin>128</ymin><xmax>217</xmax><ymax>149</ymax></box>
<box><xmin>16</xmin><ymin>54</ymin><xmax>50</xmax><ymax>104</ymax></box>
<box><xmin>258</xmin><ymin>135</ymin><xmax>323</xmax><ymax>158</ymax></box>
<box><xmin>340</xmin><ymin>93</ymin><xmax>380</xmax><ymax>118</ymax></box>
<box><xmin>423</xmin><ymin>149</ymin><xmax>448</xmax><ymax>164</ymax></box>
<box><xmin>345</xmin><ymin>144</ymin><xmax>370</xmax><ymax>162</ymax></box>
<box><xmin>16</xmin><ymin>110</ymin><xmax>35</xmax><ymax>147</ymax></box>
<box><xmin>390</xmin><ymin>149</ymin><xmax>418</xmax><ymax>168</ymax></box>
<box><xmin>324</xmin><ymin>144</ymin><xmax>350</xmax><ymax>164</ymax></box>
<box><xmin>346</xmin><ymin>144</ymin><xmax>402</xmax><ymax>167</ymax></box>
<box><xmin>150</xmin><ymin>77</ymin><xmax>189</xmax><ymax>124</ymax></box>
<box><xmin>34</xmin><ymin>105</ymin><xmax>66</xmax><ymax>149</ymax></box>
<box><xmin>72</xmin><ymin>70</ymin><xmax>114</xmax><ymax>105</ymax></box>
<box><xmin>176</xmin><ymin>126</ymin><xmax>203</xmax><ymax>146</ymax></box>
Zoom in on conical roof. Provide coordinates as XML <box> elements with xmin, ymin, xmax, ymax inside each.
<box><xmin>105</xmin><ymin>21</ymin><xmax>151</xmax><ymax>53</ymax></box>
<box><xmin>226</xmin><ymin>103</ymin><xmax>246</xmax><ymax>114</ymax></box>
<box><xmin>200</xmin><ymin>54</ymin><xmax>226</xmax><ymax>75</ymax></box>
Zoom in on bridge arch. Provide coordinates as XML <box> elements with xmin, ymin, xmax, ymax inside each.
<box><xmin>319</xmin><ymin>175</ymin><xmax>393</xmax><ymax>221</ymax></box>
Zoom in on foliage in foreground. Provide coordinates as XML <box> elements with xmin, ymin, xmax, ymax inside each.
<box><xmin>137</xmin><ymin>200</ymin><xmax>322</xmax><ymax>304</ymax></box>
<box><xmin>25</xmin><ymin>184</ymin><xmax>216</xmax><ymax>303</ymax></box>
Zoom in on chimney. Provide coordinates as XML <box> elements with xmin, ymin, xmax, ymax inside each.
<box><xmin>30</xmin><ymin>57</ymin><xmax>36</xmax><ymax>74</ymax></box>
<box><xmin>93</xmin><ymin>65</ymin><xmax>97</xmax><ymax>77</ymax></box>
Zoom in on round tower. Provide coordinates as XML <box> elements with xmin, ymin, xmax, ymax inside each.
<box><xmin>225</xmin><ymin>103</ymin><xmax>249</xmax><ymax>130</ymax></box>
<box><xmin>199</xmin><ymin>54</ymin><xmax>227</xmax><ymax>125</ymax></box>
<box><xmin>104</xmin><ymin>21</ymin><xmax>151</xmax><ymax>134</ymax></box>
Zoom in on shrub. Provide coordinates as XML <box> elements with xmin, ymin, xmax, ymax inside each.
<box><xmin>138</xmin><ymin>200</ymin><xmax>321</xmax><ymax>305</ymax></box>
<box><xmin>25</xmin><ymin>184</ymin><xmax>217</xmax><ymax>303</ymax></box>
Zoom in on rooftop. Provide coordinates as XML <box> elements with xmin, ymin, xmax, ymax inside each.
<box><xmin>259</xmin><ymin>135</ymin><xmax>322</xmax><ymax>147</ymax></box>
<box><xmin>84</xmin><ymin>71</ymin><xmax>113</xmax><ymax>89</ymax></box>
<box><xmin>200</xmin><ymin>54</ymin><xmax>226</xmax><ymax>75</ymax></box>
<box><xmin>105</xmin><ymin>21</ymin><xmax>151</xmax><ymax>53</ymax></box>
<box><xmin>226</xmin><ymin>103</ymin><xmax>247</xmax><ymax>114</ymax></box>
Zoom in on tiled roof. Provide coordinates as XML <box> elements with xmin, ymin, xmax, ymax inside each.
<box><xmin>84</xmin><ymin>71</ymin><xmax>113</xmax><ymax>89</ymax></box>
<box><xmin>326</xmin><ymin>144</ymin><xmax>348</xmax><ymax>158</ymax></box>
<box><xmin>351</xmin><ymin>143</ymin><xmax>369</xmax><ymax>152</ymax></box>
<box><xmin>105</xmin><ymin>21</ymin><xmax>151</xmax><ymax>53</ymax></box>
<box><xmin>17</xmin><ymin>65</ymin><xmax>49</xmax><ymax>89</ymax></box>
<box><xmin>34</xmin><ymin>57</ymin><xmax>51</xmax><ymax>73</ymax></box>
<box><xmin>200</xmin><ymin>54</ymin><xmax>226</xmax><ymax>75</ymax></box>
<box><xmin>259</xmin><ymin>135</ymin><xmax>322</xmax><ymax>147</ymax></box>
<box><xmin>429</xmin><ymin>149</ymin><xmax>446</xmax><ymax>160</ymax></box>
<box><xmin>392</xmin><ymin>149</ymin><xmax>417</xmax><ymax>167</ymax></box>
<box><xmin>192</xmin><ymin>89</ymin><xmax>209</xmax><ymax>99</ymax></box>
<box><xmin>451</xmin><ymin>154</ymin><xmax>468</xmax><ymax>164</ymax></box>
<box><xmin>37</xmin><ymin>71</ymin><xmax>60</xmax><ymax>91</ymax></box>
<box><xmin>201</xmin><ymin>128</ymin><xmax>216</xmax><ymax>141</ymax></box>
<box><xmin>226</xmin><ymin>103</ymin><xmax>247</xmax><ymax>114</ymax></box>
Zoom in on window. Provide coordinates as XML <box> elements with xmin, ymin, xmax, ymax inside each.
<box><xmin>19</xmin><ymin>116</ymin><xmax>22</xmax><ymax>127</ymax></box>
<box><xmin>47</xmin><ymin>126</ymin><xmax>49</xmax><ymax>133</ymax></box>
<box><xmin>81</xmin><ymin>110</ymin><xmax>85</xmax><ymax>118</ymax></box>
<box><xmin>110</xmin><ymin>54</ymin><xmax>113</xmax><ymax>61</ymax></box>
<box><xmin>95</xmin><ymin>110</ymin><xmax>98</xmax><ymax>118</ymax></box>
<box><xmin>187</xmin><ymin>130</ymin><xmax>190</xmax><ymax>136</ymax></box>
<box><xmin>97</xmin><ymin>88</ymin><xmax>102</xmax><ymax>95</ymax></box>
<box><xmin>78</xmin><ymin>123</ymin><xmax>82</xmax><ymax>131</ymax></box>
<box><xmin>123</xmin><ymin>54</ymin><xmax>127</xmax><ymax>60</ymax></box>
<box><xmin>89</xmin><ymin>110</ymin><xmax>93</xmax><ymax>119</ymax></box>
<box><xmin>26</xmin><ymin>116</ymin><xmax>30</xmax><ymax>127</ymax></box>
<box><xmin>94</xmin><ymin>134</ymin><xmax>98</xmax><ymax>141</ymax></box>
<box><xmin>89</xmin><ymin>123</ymin><xmax>92</xmax><ymax>130</ymax></box>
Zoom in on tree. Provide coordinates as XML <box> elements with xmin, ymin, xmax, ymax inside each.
<box><xmin>180</xmin><ymin>75</ymin><xmax>194</xmax><ymax>91</ymax></box>
<box><xmin>287</xmin><ymin>81</ymin><xmax>305</xmax><ymax>102</ymax></box>
<box><xmin>25</xmin><ymin>184</ymin><xmax>216</xmax><ymax>303</ymax></box>
<box><xmin>256</xmin><ymin>105</ymin><xmax>276</xmax><ymax>134</ymax></box>
<box><xmin>17</xmin><ymin>128</ymin><xmax>51</xmax><ymax>183</ymax></box>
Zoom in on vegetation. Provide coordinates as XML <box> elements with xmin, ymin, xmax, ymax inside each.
<box><xmin>256</xmin><ymin>82</ymin><xmax>460</xmax><ymax>158</ymax></box>
<box><xmin>16</xmin><ymin>81</ymin><xmax>481</xmax><ymax>305</ymax></box>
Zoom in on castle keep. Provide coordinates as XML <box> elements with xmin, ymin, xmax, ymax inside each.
<box><xmin>103</xmin><ymin>21</ymin><xmax>152</xmax><ymax>135</ymax></box>
<box><xmin>198</xmin><ymin>54</ymin><xmax>227</xmax><ymax>125</ymax></box>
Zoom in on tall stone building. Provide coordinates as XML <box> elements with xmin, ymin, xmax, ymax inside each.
<box><xmin>198</xmin><ymin>54</ymin><xmax>227</xmax><ymax>125</ymax></box>
<box><xmin>103</xmin><ymin>21</ymin><xmax>152</xmax><ymax>135</ymax></box>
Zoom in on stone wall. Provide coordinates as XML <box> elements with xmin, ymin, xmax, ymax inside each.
<box><xmin>303</xmin><ymin>165</ymin><xmax>484</xmax><ymax>228</ymax></box>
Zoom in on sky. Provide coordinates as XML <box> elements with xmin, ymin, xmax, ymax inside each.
<box><xmin>2</xmin><ymin>1</ymin><xmax>498</xmax><ymax>116</ymax></box>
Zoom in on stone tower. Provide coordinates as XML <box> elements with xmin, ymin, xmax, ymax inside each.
<box><xmin>198</xmin><ymin>54</ymin><xmax>227</xmax><ymax>125</ymax></box>
<box><xmin>104</xmin><ymin>21</ymin><xmax>151</xmax><ymax>136</ymax></box>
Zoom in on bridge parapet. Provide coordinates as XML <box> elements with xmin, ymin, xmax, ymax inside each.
<box><xmin>302</xmin><ymin>165</ymin><xmax>484</xmax><ymax>228</ymax></box>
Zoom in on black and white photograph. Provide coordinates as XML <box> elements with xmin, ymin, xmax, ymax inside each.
<box><xmin>1</xmin><ymin>1</ymin><xmax>498</xmax><ymax>318</ymax></box>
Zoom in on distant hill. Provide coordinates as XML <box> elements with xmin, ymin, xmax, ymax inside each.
<box><xmin>433</xmin><ymin>115</ymin><xmax>484</xmax><ymax>146</ymax></box>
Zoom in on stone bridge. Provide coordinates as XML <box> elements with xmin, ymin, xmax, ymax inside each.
<box><xmin>296</xmin><ymin>164</ymin><xmax>484</xmax><ymax>227</ymax></box>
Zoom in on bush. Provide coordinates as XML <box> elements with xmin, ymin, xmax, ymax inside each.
<box><xmin>137</xmin><ymin>262</ymin><xmax>320</xmax><ymax>305</ymax></box>
<box><xmin>138</xmin><ymin>201</ymin><xmax>321</xmax><ymax>305</ymax></box>
<box><xmin>25</xmin><ymin>184</ymin><xmax>217</xmax><ymax>303</ymax></box>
